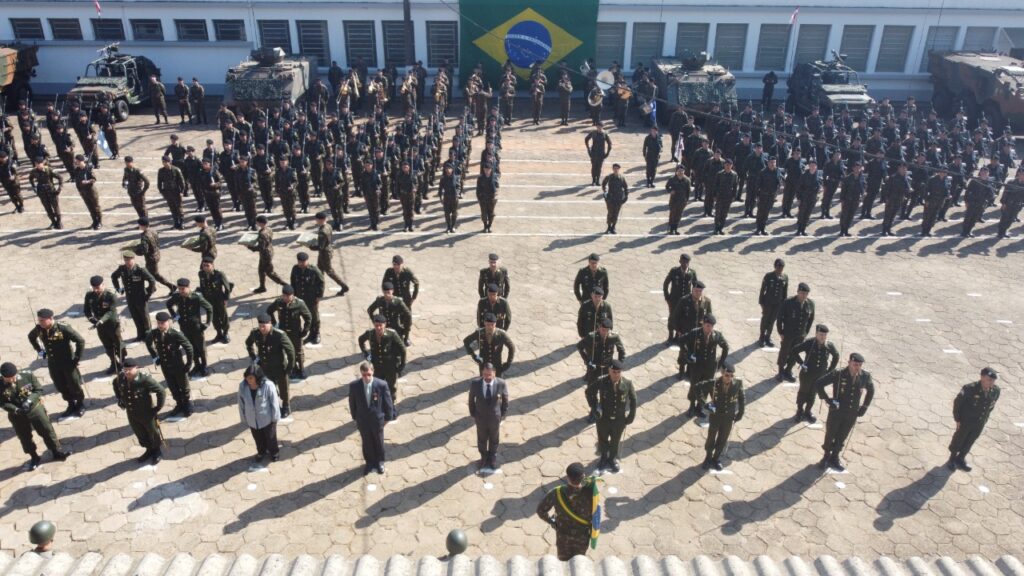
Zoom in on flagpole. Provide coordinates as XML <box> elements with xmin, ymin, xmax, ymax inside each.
<box><xmin>785</xmin><ymin>6</ymin><xmax>800</xmax><ymax>75</ymax></box>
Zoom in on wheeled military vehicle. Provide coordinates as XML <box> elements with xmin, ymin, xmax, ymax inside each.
<box><xmin>0</xmin><ymin>43</ymin><xmax>39</xmax><ymax>110</ymax></box>
<box><xmin>650</xmin><ymin>53</ymin><xmax>737</xmax><ymax>123</ymax></box>
<box><xmin>928</xmin><ymin>51</ymin><xmax>1024</xmax><ymax>133</ymax></box>
<box><xmin>786</xmin><ymin>51</ymin><xmax>873</xmax><ymax>115</ymax></box>
<box><xmin>223</xmin><ymin>47</ymin><xmax>315</xmax><ymax>113</ymax></box>
<box><xmin>66</xmin><ymin>43</ymin><xmax>162</xmax><ymax>122</ymax></box>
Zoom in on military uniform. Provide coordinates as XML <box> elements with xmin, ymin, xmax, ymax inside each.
<box><xmin>253</xmin><ymin>226</ymin><xmax>285</xmax><ymax>291</ymax></box>
<box><xmin>123</xmin><ymin>165</ymin><xmax>151</xmax><ymax>220</ymax></box>
<box><xmin>28</xmin><ymin>165</ymin><xmax>63</xmax><ymax>229</ymax></box>
<box><xmin>536</xmin><ymin>478</ymin><xmax>595</xmax><ymax>561</ymax></box>
<box><xmin>268</xmin><ymin>296</ymin><xmax>312</xmax><ymax>376</ymax></box>
<box><xmin>199</xmin><ymin>267</ymin><xmax>233</xmax><ymax>342</ymax></box>
<box><xmin>670</xmin><ymin>293</ymin><xmax>712</xmax><ymax>344</ymax></box>
<box><xmin>577</xmin><ymin>329</ymin><xmax>626</xmax><ymax>394</ymax></box>
<box><xmin>151</xmin><ymin>81</ymin><xmax>169</xmax><ymax>123</ymax></box>
<box><xmin>71</xmin><ymin>162</ymin><xmax>103</xmax><ymax>229</ymax></box>
<box><xmin>367</xmin><ymin>295</ymin><xmax>412</xmax><ymax>340</ymax></box>
<box><xmin>786</xmin><ymin>336</ymin><xmax>839</xmax><ymax>420</ymax></box>
<box><xmin>166</xmin><ymin>290</ymin><xmax>213</xmax><ymax>375</ymax></box>
<box><xmin>145</xmin><ymin>326</ymin><xmax>194</xmax><ymax>414</ymax></box>
<box><xmin>157</xmin><ymin>164</ymin><xmax>186</xmax><ymax>228</ymax></box>
<box><xmin>573</xmin><ymin>264</ymin><xmax>609</xmax><ymax>303</ymax></box>
<box><xmin>464</xmin><ymin>327</ymin><xmax>516</xmax><ymax>377</ymax></box>
<box><xmin>757</xmin><ymin>270</ymin><xmax>788</xmax><ymax>345</ymax></box>
<box><xmin>359</xmin><ymin>328</ymin><xmax>408</xmax><ymax>401</ymax></box>
<box><xmin>662</xmin><ymin>263</ymin><xmax>697</xmax><ymax>340</ymax></box>
<box><xmin>576</xmin><ymin>297</ymin><xmax>612</xmax><ymax>338</ymax></box>
<box><xmin>138</xmin><ymin>228</ymin><xmax>176</xmax><ymax>293</ymax></box>
<box><xmin>697</xmin><ymin>376</ymin><xmax>745</xmax><ymax>467</ymax></box>
<box><xmin>665</xmin><ymin>173</ymin><xmax>692</xmax><ymax>234</ymax></box>
<box><xmin>776</xmin><ymin>295</ymin><xmax>814</xmax><ymax>379</ymax></box>
<box><xmin>816</xmin><ymin>366</ymin><xmax>874</xmax><ymax>469</ymax></box>
<box><xmin>997</xmin><ymin>177</ymin><xmax>1024</xmax><ymax>238</ymax></box>
<box><xmin>1</xmin><ymin>370</ymin><xmax>65</xmax><ymax>462</ymax></box>
<box><xmin>601</xmin><ymin>172</ymin><xmax>629</xmax><ymax>233</ymax></box>
<box><xmin>382</xmin><ymin>266</ymin><xmax>420</xmax><ymax>310</ymax></box>
<box><xmin>680</xmin><ymin>327</ymin><xmax>729</xmax><ymax>413</ymax></box>
<box><xmin>839</xmin><ymin>171</ymin><xmax>866</xmax><ymax>236</ymax></box>
<box><xmin>477</xmin><ymin>296</ymin><xmax>513</xmax><ymax>330</ymax></box>
<box><xmin>478</xmin><ymin>265</ymin><xmax>511</xmax><ymax>298</ymax></box>
<box><xmin>112</xmin><ymin>262</ymin><xmax>158</xmax><ymax>340</ymax></box>
<box><xmin>84</xmin><ymin>288</ymin><xmax>124</xmax><ymax>373</ymax></box>
<box><xmin>197</xmin><ymin>226</ymin><xmax>217</xmax><ymax>262</ymax></box>
<box><xmin>313</xmin><ymin>223</ymin><xmax>350</xmax><ymax>296</ymax></box>
<box><xmin>232</xmin><ymin>163</ymin><xmax>259</xmax><ymax>229</ymax></box>
<box><xmin>0</xmin><ymin>155</ymin><xmax>24</xmax><ymax>212</ymax></box>
<box><xmin>291</xmin><ymin>263</ymin><xmax>325</xmax><ymax>344</ymax></box>
<box><xmin>28</xmin><ymin>321</ymin><xmax>86</xmax><ymax>413</ymax></box>
<box><xmin>949</xmin><ymin>379</ymin><xmax>1000</xmax><ymax>469</ymax></box>
<box><xmin>113</xmin><ymin>369</ymin><xmax>166</xmax><ymax>460</ymax></box>
<box><xmin>585</xmin><ymin>373</ymin><xmax>637</xmax><ymax>468</ymax></box>
<box><xmin>245</xmin><ymin>327</ymin><xmax>296</xmax><ymax>411</ymax></box>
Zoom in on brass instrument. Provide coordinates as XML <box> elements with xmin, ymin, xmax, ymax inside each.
<box><xmin>181</xmin><ymin>236</ymin><xmax>204</xmax><ymax>253</ymax></box>
<box><xmin>296</xmin><ymin>231</ymin><xmax>319</xmax><ymax>249</ymax></box>
<box><xmin>615</xmin><ymin>85</ymin><xmax>633</xmax><ymax>100</ymax></box>
<box><xmin>587</xmin><ymin>87</ymin><xmax>604</xmax><ymax>107</ymax></box>
<box><xmin>558</xmin><ymin>76</ymin><xmax>573</xmax><ymax>93</ymax></box>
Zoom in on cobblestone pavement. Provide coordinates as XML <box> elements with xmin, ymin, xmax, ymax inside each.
<box><xmin>0</xmin><ymin>105</ymin><xmax>1021</xmax><ymax>559</ymax></box>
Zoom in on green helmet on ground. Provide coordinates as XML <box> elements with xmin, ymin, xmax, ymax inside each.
<box><xmin>445</xmin><ymin>529</ymin><xmax>468</xmax><ymax>555</ymax></box>
<box><xmin>29</xmin><ymin>520</ymin><xmax>55</xmax><ymax>545</ymax></box>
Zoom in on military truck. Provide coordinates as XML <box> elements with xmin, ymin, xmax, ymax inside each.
<box><xmin>650</xmin><ymin>53</ymin><xmax>737</xmax><ymax>123</ymax></box>
<box><xmin>786</xmin><ymin>52</ymin><xmax>873</xmax><ymax>116</ymax></box>
<box><xmin>0</xmin><ymin>44</ymin><xmax>39</xmax><ymax>110</ymax></box>
<box><xmin>928</xmin><ymin>51</ymin><xmax>1024</xmax><ymax>134</ymax></box>
<box><xmin>223</xmin><ymin>47</ymin><xmax>315</xmax><ymax>113</ymax></box>
<box><xmin>66</xmin><ymin>43</ymin><xmax>161</xmax><ymax>122</ymax></box>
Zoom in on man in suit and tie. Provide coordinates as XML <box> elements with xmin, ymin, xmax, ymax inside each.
<box><xmin>468</xmin><ymin>362</ymin><xmax>509</xmax><ymax>472</ymax></box>
<box><xmin>348</xmin><ymin>361</ymin><xmax>395</xmax><ymax>475</ymax></box>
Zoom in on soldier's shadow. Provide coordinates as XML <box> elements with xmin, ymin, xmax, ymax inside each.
<box><xmin>600</xmin><ymin>465</ymin><xmax>705</xmax><ymax>533</ymax></box>
<box><xmin>720</xmin><ymin>463</ymin><xmax>825</xmax><ymax>535</ymax></box>
<box><xmin>872</xmin><ymin>465</ymin><xmax>952</xmax><ymax>531</ymax></box>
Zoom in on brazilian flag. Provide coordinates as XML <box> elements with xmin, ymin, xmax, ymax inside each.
<box><xmin>458</xmin><ymin>0</ymin><xmax>599</xmax><ymax>88</ymax></box>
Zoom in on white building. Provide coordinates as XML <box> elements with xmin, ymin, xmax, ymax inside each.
<box><xmin>2</xmin><ymin>0</ymin><xmax>1023</xmax><ymax>100</ymax></box>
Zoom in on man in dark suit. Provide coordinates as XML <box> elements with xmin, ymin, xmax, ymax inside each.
<box><xmin>348</xmin><ymin>361</ymin><xmax>395</xmax><ymax>475</ymax></box>
<box><xmin>468</xmin><ymin>362</ymin><xmax>508</xmax><ymax>471</ymax></box>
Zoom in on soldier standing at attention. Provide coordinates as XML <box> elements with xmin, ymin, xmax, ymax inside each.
<box><xmin>786</xmin><ymin>324</ymin><xmax>839</xmax><ymax>423</ymax></box>
<box><xmin>137</xmin><ymin>217</ymin><xmax>177</xmax><ymax>295</ymax></box>
<box><xmin>267</xmin><ymin>285</ymin><xmax>312</xmax><ymax>383</ymax></box>
<box><xmin>662</xmin><ymin>253</ymin><xmax>697</xmax><ymax>342</ymax></box>
<box><xmin>574</xmin><ymin>253</ymin><xmax>609</xmax><ymax>303</ymax></box>
<box><xmin>291</xmin><ymin>252</ymin><xmax>326</xmax><ymax>346</ymax></box>
<box><xmin>245</xmin><ymin>314</ymin><xmax>296</xmax><ymax>417</ymax></box>
<box><xmin>1</xmin><ymin>362</ymin><xmax>71</xmax><ymax>471</ymax></box>
<box><xmin>775</xmin><ymin>282</ymin><xmax>814</xmax><ymax>382</ymax></box>
<box><xmin>476</xmin><ymin>164</ymin><xmax>498</xmax><ymax>233</ymax></box>
<box><xmin>252</xmin><ymin>215</ymin><xmax>285</xmax><ymax>293</ymax></box>
<box><xmin>697</xmin><ymin>363</ymin><xmax>744</xmax><ymax>471</ymax></box>
<box><xmin>477</xmin><ymin>284</ymin><xmax>512</xmax><ymax>330</ymax></box>
<box><xmin>680</xmin><ymin>315</ymin><xmax>729</xmax><ymax>418</ymax></box>
<box><xmin>382</xmin><ymin>255</ymin><xmax>419</xmax><ymax>312</ymax></box>
<box><xmin>174</xmin><ymin>77</ymin><xmax>191</xmax><ymax>124</ymax></box>
<box><xmin>576</xmin><ymin>287</ymin><xmax>612</xmax><ymax>339</ymax></box>
<box><xmin>478</xmin><ymin>253</ymin><xmax>511</xmax><ymax>298</ymax></box>
<box><xmin>795</xmin><ymin>158</ymin><xmax>821</xmax><ymax>236</ymax></box>
<box><xmin>816</xmin><ymin>352</ymin><xmax>874</xmax><ymax>472</ymax></box>
<box><xmin>359</xmin><ymin>315</ymin><xmax>408</xmax><ymax>410</ymax></box>
<box><xmin>84</xmin><ymin>275</ymin><xmax>124</xmax><ymax>375</ymax></box>
<box><xmin>150</xmin><ymin>76</ymin><xmax>169</xmax><ymax>124</ymax></box>
<box><xmin>367</xmin><ymin>282</ymin><xmax>412</xmax><ymax>345</ymax></box>
<box><xmin>642</xmin><ymin>127</ymin><xmax>662</xmax><ymax>188</ymax></box>
<box><xmin>578</xmin><ymin>319</ymin><xmax>626</xmax><ymax>423</ymax></box>
<box><xmin>113</xmin><ymin>358</ymin><xmax>166</xmax><ymax>465</ymax></box>
<box><xmin>757</xmin><ymin>258</ymin><xmax>788</xmax><ymax>347</ymax></box>
<box><xmin>665</xmin><ymin>165</ymin><xmax>691</xmax><ymax>235</ymax></box>
<box><xmin>670</xmin><ymin>280</ymin><xmax>712</xmax><ymax>349</ymax></box>
<box><xmin>536</xmin><ymin>462</ymin><xmax>595</xmax><ymax>561</ymax></box>
<box><xmin>198</xmin><ymin>257</ymin><xmax>233</xmax><ymax>344</ymax></box>
<box><xmin>712</xmin><ymin>158</ymin><xmax>739</xmax><ymax>235</ymax></box>
<box><xmin>233</xmin><ymin>156</ymin><xmax>259</xmax><ymax>231</ymax></box>
<box><xmin>585</xmin><ymin>124</ymin><xmax>612</xmax><ymax>186</ymax></box>
<box><xmin>276</xmin><ymin>156</ymin><xmax>299</xmax><ymax>230</ymax></box>
<box><xmin>157</xmin><ymin>156</ymin><xmax>186</xmax><ymax>230</ymax></box>
<box><xmin>122</xmin><ymin>156</ymin><xmax>151</xmax><ymax>220</ymax></box>
<box><xmin>71</xmin><ymin>154</ymin><xmax>103</xmax><ymax>230</ymax></box>
<box><xmin>190</xmin><ymin>77</ymin><xmax>207</xmax><ymax>124</ymax></box>
<box><xmin>439</xmin><ymin>162</ymin><xmax>460</xmax><ymax>233</ymax></box>
<box><xmin>194</xmin><ymin>216</ymin><xmax>217</xmax><ymax>262</ymax></box>
<box><xmin>112</xmin><ymin>252</ymin><xmax>158</xmax><ymax>342</ymax></box>
<box><xmin>586</xmin><ymin>359</ymin><xmax>636</xmax><ymax>473</ymax></box>
<box><xmin>312</xmin><ymin>212</ymin><xmax>352</xmax><ymax>297</ymax></box>
<box><xmin>145</xmin><ymin>311</ymin><xmax>194</xmax><ymax>419</ymax></box>
<box><xmin>753</xmin><ymin>156</ymin><xmax>784</xmax><ymax>236</ymax></box>
<box><xmin>166</xmin><ymin>278</ymin><xmax>213</xmax><ymax>378</ymax></box>
<box><xmin>947</xmin><ymin>367</ymin><xmax>1000</xmax><ymax>472</ymax></box>
<box><xmin>464</xmin><ymin>313</ymin><xmax>516</xmax><ymax>377</ymax></box>
<box><xmin>601</xmin><ymin>163</ymin><xmax>629</xmax><ymax>234</ymax></box>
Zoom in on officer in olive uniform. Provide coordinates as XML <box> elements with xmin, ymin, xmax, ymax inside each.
<box><xmin>167</xmin><ymin>278</ymin><xmax>213</xmax><ymax>378</ymax></box>
<box><xmin>776</xmin><ymin>282</ymin><xmax>814</xmax><ymax>382</ymax></box>
<box><xmin>113</xmin><ymin>358</ymin><xmax>166</xmax><ymax>465</ymax></box>
<box><xmin>137</xmin><ymin>218</ymin><xmax>177</xmax><ymax>294</ymax></box>
<box><xmin>601</xmin><ymin>163</ymin><xmax>629</xmax><ymax>234</ymax></box>
<box><xmin>786</xmin><ymin>324</ymin><xmax>839</xmax><ymax>423</ymax></box>
<box><xmin>464</xmin><ymin>313</ymin><xmax>516</xmax><ymax>377</ymax></box>
<box><xmin>195</xmin><ymin>216</ymin><xmax>217</xmax><ymax>260</ymax></box>
<box><xmin>758</xmin><ymin>258</ymin><xmax>788</xmax><ymax>347</ymax></box>
<box><xmin>578</xmin><ymin>319</ymin><xmax>626</xmax><ymax>422</ymax></box>
<box><xmin>252</xmin><ymin>215</ymin><xmax>286</xmax><ymax>293</ymax></box>
<box><xmin>198</xmin><ymin>257</ymin><xmax>233</xmax><ymax>344</ymax></box>
<box><xmin>245</xmin><ymin>314</ymin><xmax>296</xmax><ymax>417</ymax></box>
<box><xmin>665</xmin><ymin>165</ymin><xmax>692</xmax><ymax>235</ymax></box>
<box><xmin>71</xmin><ymin>154</ymin><xmax>103</xmax><ymax>229</ymax></box>
<box><xmin>84</xmin><ymin>275</ymin><xmax>124</xmax><ymax>375</ymax></box>
<box><xmin>576</xmin><ymin>287</ymin><xmax>612</xmax><ymax>339</ymax></box>
<box><xmin>815</xmin><ymin>352</ymin><xmax>874</xmax><ymax>471</ymax></box>
<box><xmin>290</xmin><ymin>252</ymin><xmax>325</xmax><ymax>346</ymax></box>
<box><xmin>382</xmin><ymin>255</ymin><xmax>420</xmax><ymax>312</ymax></box>
<box><xmin>477</xmin><ymin>284</ymin><xmax>512</xmax><ymax>330</ymax></box>
<box><xmin>359</xmin><ymin>315</ymin><xmax>408</xmax><ymax>406</ymax></box>
<box><xmin>112</xmin><ymin>252</ymin><xmax>158</xmax><ymax>341</ymax></box>
<box><xmin>997</xmin><ymin>168</ymin><xmax>1024</xmax><ymax>238</ymax></box>
<box><xmin>681</xmin><ymin>315</ymin><xmax>729</xmax><ymax>418</ymax></box>
<box><xmin>122</xmin><ymin>156</ymin><xmax>151</xmax><ymax>220</ymax></box>
<box><xmin>585</xmin><ymin>359</ymin><xmax>637</xmax><ymax>473</ymax></box>
<box><xmin>478</xmin><ymin>253</ymin><xmax>510</xmax><ymax>298</ymax></box>
<box><xmin>367</xmin><ymin>282</ymin><xmax>413</xmax><ymax>343</ymax></box>
<box><xmin>312</xmin><ymin>212</ymin><xmax>351</xmax><ymax>299</ymax></box>
<box><xmin>157</xmin><ymin>155</ymin><xmax>186</xmax><ymax>229</ymax></box>
<box><xmin>671</xmin><ymin>281</ymin><xmax>712</xmax><ymax>351</ymax></box>
<box><xmin>28</xmin><ymin>308</ymin><xmax>86</xmax><ymax>418</ymax></box>
<box><xmin>28</xmin><ymin>157</ymin><xmax>63</xmax><ymax>229</ymax></box>
<box><xmin>697</xmin><ymin>363</ymin><xmax>744</xmax><ymax>470</ymax></box>
<box><xmin>948</xmin><ymin>367</ymin><xmax>1000</xmax><ymax>472</ymax></box>
<box><xmin>145</xmin><ymin>311</ymin><xmax>194</xmax><ymax>418</ymax></box>
<box><xmin>662</xmin><ymin>253</ymin><xmax>697</xmax><ymax>342</ymax></box>
<box><xmin>1</xmin><ymin>362</ymin><xmax>70</xmax><ymax>471</ymax></box>
<box><xmin>536</xmin><ymin>462</ymin><xmax>595</xmax><ymax>561</ymax></box>
<box><xmin>267</xmin><ymin>285</ymin><xmax>312</xmax><ymax>381</ymax></box>
<box><xmin>573</xmin><ymin>253</ymin><xmax>609</xmax><ymax>303</ymax></box>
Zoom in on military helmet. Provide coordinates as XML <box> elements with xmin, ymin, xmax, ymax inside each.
<box><xmin>445</xmin><ymin>529</ymin><xmax>468</xmax><ymax>555</ymax></box>
<box><xmin>29</xmin><ymin>520</ymin><xmax>55</xmax><ymax>545</ymax></box>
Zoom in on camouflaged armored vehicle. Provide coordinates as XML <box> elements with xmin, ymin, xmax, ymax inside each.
<box><xmin>786</xmin><ymin>52</ymin><xmax>873</xmax><ymax>116</ymax></box>
<box><xmin>928</xmin><ymin>51</ymin><xmax>1024</xmax><ymax>134</ymax></box>
<box><xmin>223</xmin><ymin>47</ymin><xmax>315</xmax><ymax>113</ymax></box>
<box><xmin>0</xmin><ymin>43</ymin><xmax>38</xmax><ymax>110</ymax></box>
<box><xmin>66</xmin><ymin>43</ymin><xmax>161</xmax><ymax>122</ymax></box>
<box><xmin>650</xmin><ymin>53</ymin><xmax>737</xmax><ymax>123</ymax></box>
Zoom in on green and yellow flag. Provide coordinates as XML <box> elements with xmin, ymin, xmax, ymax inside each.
<box><xmin>458</xmin><ymin>0</ymin><xmax>599</xmax><ymax>87</ymax></box>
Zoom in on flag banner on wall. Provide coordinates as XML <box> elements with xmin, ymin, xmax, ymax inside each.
<box><xmin>458</xmin><ymin>0</ymin><xmax>599</xmax><ymax>88</ymax></box>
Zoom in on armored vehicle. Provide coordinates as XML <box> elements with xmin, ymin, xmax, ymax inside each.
<box><xmin>650</xmin><ymin>53</ymin><xmax>737</xmax><ymax>123</ymax></box>
<box><xmin>223</xmin><ymin>47</ymin><xmax>315</xmax><ymax>113</ymax></box>
<box><xmin>66</xmin><ymin>43</ymin><xmax>161</xmax><ymax>122</ymax></box>
<box><xmin>0</xmin><ymin>44</ymin><xmax>39</xmax><ymax>110</ymax></box>
<box><xmin>786</xmin><ymin>52</ymin><xmax>873</xmax><ymax>116</ymax></box>
<box><xmin>928</xmin><ymin>51</ymin><xmax>1024</xmax><ymax>134</ymax></box>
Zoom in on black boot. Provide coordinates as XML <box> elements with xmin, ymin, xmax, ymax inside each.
<box><xmin>946</xmin><ymin>454</ymin><xmax>958</xmax><ymax>471</ymax></box>
<box><xmin>25</xmin><ymin>452</ymin><xmax>41</xmax><ymax>471</ymax></box>
<box><xmin>955</xmin><ymin>456</ymin><xmax>972</xmax><ymax>472</ymax></box>
<box><xmin>701</xmin><ymin>453</ymin><xmax>712</xmax><ymax>470</ymax></box>
<box><xmin>53</xmin><ymin>449</ymin><xmax>71</xmax><ymax>461</ymax></box>
<box><xmin>136</xmin><ymin>449</ymin><xmax>153</xmax><ymax>463</ymax></box>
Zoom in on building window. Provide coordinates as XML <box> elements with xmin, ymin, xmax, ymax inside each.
<box><xmin>344</xmin><ymin>20</ymin><xmax>377</xmax><ymax>68</ymax></box>
<box><xmin>426</xmin><ymin>21</ymin><xmax>458</xmax><ymax>68</ymax></box>
<box><xmin>919</xmin><ymin>26</ymin><xmax>957</xmax><ymax>71</ymax></box>
<box><xmin>755</xmin><ymin>24</ymin><xmax>790</xmax><ymax>71</ymax></box>
<box><xmin>49</xmin><ymin>18</ymin><xmax>83</xmax><ymax>41</ymax></box>
<box><xmin>875</xmin><ymin>25</ymin><xmax>913</xmax><ymax>72</ymax></box>
<box><xmin>130</xmin><ymin>19</ymin><xmax>163</xmax><ymax>41</ymax></box>
<box><xmin>795</xmin><ymin>24</ymin><xmax>830</xmax><ymax>65</ymax></box>
<box><xmin>714</xmin><ymin>24</ymin><xmax>748</xmax><ymax>70</ymax></box>
<box><xmin>962</xmin><ymin>27</ymin><xmax>996</xmax><ymax>52</ymax></box>
<box><xmin>92</xmin><ymin>19</ymin><xmax>126</xmax><ymax>41</ymax></box>
<box><xmin>595</xmin><ymin>22</ymin><xmax>626</xmax><ymax>68</ymax></box>
<box><xmin>175</xmin><ymin>19</ymin><xmax>209</xmax><ymax>42</ymax></box>
<box><xmin>213</xmin><ymin>20</ymin><xmax>246</xmax><ymax>42</ymax></box>
<box><xmin>631</xmin><ymin>23</ymin><xmax>664</xmax><ymax>68</ymax></box>
<box><xmin>258</xmin><ymin>20</ymin><xmax>292</xmax><ymax>54</ymax></box>
<box><xmin>10</xmin><ymin>18</ymin><xmax>44</xmax><ymax>40</ymax></box>
<box><xmin>839</xmin><ymin>25</ymin><xmax>874</xmax><ymax>72</ymax></box>
<box><xmin>297</xmin><ymin>20</ymin><xmax>330</xmax><ymax>66</ymax></box>
<box><xmin>676</xmin><ymin>23</ymin><xmax>709</xmax><ymax>58</ymax></box>
<box><xmin>383</xmin><ymin>21</ymin><xmax>414</xmax><ymax>68</ymax></box>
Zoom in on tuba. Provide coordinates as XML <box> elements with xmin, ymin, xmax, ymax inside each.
<box><xmin>588</xmin><ymin>87</ymin><xmax>604</xmax><ymax>107</ymax></box>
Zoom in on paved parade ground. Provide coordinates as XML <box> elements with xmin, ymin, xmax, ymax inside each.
<box><xmin>0</xmin><ymin>107</ymin><xmax>1022</xmax><ymax>559</ymax></box>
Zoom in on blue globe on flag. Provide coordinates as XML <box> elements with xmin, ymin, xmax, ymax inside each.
<box><xmin>504</xmin><ymin>20</ymin><xmax>552</xmax><ymax>68</ymax></box>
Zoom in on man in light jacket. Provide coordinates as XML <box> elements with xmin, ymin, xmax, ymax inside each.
<box><xmin>238</xmin><ymin>364</ymin><xmax>281</xmax><ymax>464</ymax></box>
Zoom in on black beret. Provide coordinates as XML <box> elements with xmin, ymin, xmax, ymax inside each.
<box><xmin>256</xmin><ymin>215</ymin><xmax>268</xmax><ymax>224</ymax></box>
<box><xmin>693</xmin><ymin>280</ymin><xmax>706</xmax><ymax>289</ymax></box>
<box><xmin>297</xmin><ymin>252</ymin><xmax>309</xmax><ymax>261</ymax></box>
<box><xmin>815</xmin><ymin>324</ymin><xmax>829</xmax><ymax>333</ymax></box>
<box><xmin>588</xmin><ymin>253</ymin><xmax>600</xmax><ymax>261</ymax></box>
<box><xmin>487</xmin><ymin>283</ymin><xmax>499</xmax><ymax>293</ymax></box>
<box><xmin>193</xmin><ymin>215</ymin><xmax>207</xmax><ymax>223</ymax></box>
<box><xmin>315</xmin><ymin>211</ymin><xmax>328</xmax><ymax>219</ymax></box>
<box><xmin>849</xmin><ymin>352</ymin><xmax>865</xmax><ymax>363</ymax></box>
<box><xmin>680</xmin><ymin>253</ymin><xmax>691</xmax><ymax>262</ymax></box>
<box><xmin>703</xmin><ymin>314</ymin><xmax>717</xmax><ymax>325</ymax></box>
<box><xmin>90</xmin><ymin>275</ymin><xmax>104</xmax><ymax>287</ymax></box>
<box><xmin>372</xmin><ymin>314</ymin><xmax>387</xmax><ymax>323</ymax></box>
<box><xmin>177</xmin><ymin>278</ymin><xmax>190</xmax><ymax>287</ymax></box>
<box><xmin>483</xmin><ymin>313</ymin><xmax>497</xmax><ymax>323</ymax></box>
<box><xmin>74</xmin><ymin>154</ymin><xmax>85</xmax><ymax>161</ymax></box>
<box><xmin>282</xmin><ymin>285</ymin><xmax>295</xmax><ymax>295</ymax></box>
<box><xmin>980</xmin><ymin>367</ymin><xmax>998</xmax><ymax>379</ymax></box>
<box><xmin>724</xmin><ymin>158</ymin><xmax>734</xmax><ymax>165</ymax></box>
<box><xmin>186</xmin><ymin>146</ymin><xmax>195</xmax><ymax>152</ymax></box>
<box><xmin>155</xmin><ymin>311</ymin><xmax>171</xmax><ymax>322</ymax></box>
<box><xmin>257</xmin><ymin>314</ymin><xmax>272</xmax><ymax>324</ymax></box>
<box><xmin>382</xmin><ymin>281</ymin><xmax>395</xmax><ymax>291</ymax></box>
<box><xmin>566</xmin><ymin>462</ymin><xmax>586</xmax><ymax>481</ymax></box>
<box><xmin>124</xmin><ymin>156</ymin><xmax>134</xmax><ymax>162</ymax></box>
<box><xmin>600</xmin><ymin>318</ymin><xmax>613</xmax><ymax>328</ymax></box>
<box><xmin>592</xmin><ymin>286</ymin><xmax>605</xmax><ymax>296</ymax></box>
<box><xmin>774</xmin><ymin>258</ymin><xmax>785</xmax><ymax>267</ymax></box>
<box><xmin>36</xmin><ymin>308</ymin><xmax>54</xmax><ymax>319</ymax></box>
<box><xmin>170</xmin><ymin>134</ymin><xmax>179</xmax><ymax>140</ymax></box>
<box><xmin>722</xmin><ymin>363</ymin><xmax>736</xmax><ymax>373</ymax></box>
<box><xmin>206</xmin><ymin>139</ymin><xmax>214</xmax><ymax>145</ymax></box>
<box><xmin>122</xmin><ymin>358</ymin><xmax>139</xmax><ymax>368</ymax></box>
<box><xmin>609</xmin><ymin>359</ymin><xmax>624</xmax><ymax>370</ymax></box>
<box><xmin>201</xmin><ymin>256</ymin><xmax>214</xmax><ymax>264</ymax></box>
<box><xmin>161</xmin><ymin>156</ymin><xmax>171</xmax><ymax>162</ymax></box>
<box><xmin>392</xmin><ymin>255</ymin><xmax>404</xmax><ymax>264</ymax></box>
<box><xmin>0</xmin><ymin>363</ymin><xmax>18</xmax><ymax>377</ymax></box>
<box><xmin>798</xmin><ymin>282</ymin><xmax>810</xmax><ymax>292</ymax></box>
<box><xmin>488</xmin><ymin>253</ymin><xmax>499</xmax><ymax>261</ymax></box>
